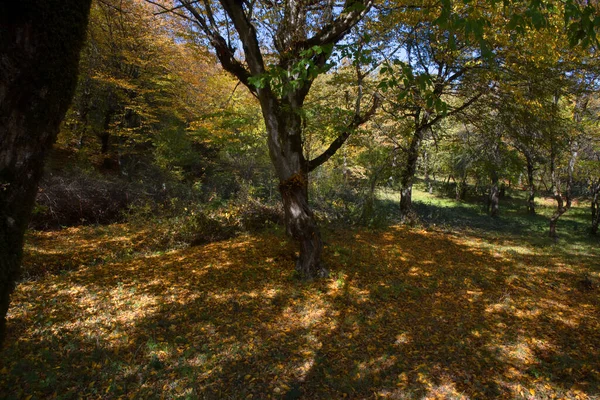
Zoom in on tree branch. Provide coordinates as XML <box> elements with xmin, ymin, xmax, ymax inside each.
<box><xmin>302</xmin><ymin>0</ymin><xmax>374</xmax><ymax>49</ymax></box>
<box><xmin>421</xmin><ymin>90</ymin><xmax>486</xmax><ymax>131</ymax></box>
<box><xmin>307</xmin><ymin>92</ymin><xmax>381</xmax><ymax>172</ymax></box>
<box><xmin>174</xmin><ymin>0</ymin><xmax>256</xmax><ymax>92</ymax></box>
<box><xmin>218</xmin><ymin>0</ymin><xmax>266</xmax><ymax>75</ymax></box>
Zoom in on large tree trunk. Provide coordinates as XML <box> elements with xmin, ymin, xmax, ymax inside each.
<box><xmin>526</xmin><ymin>155</ymin><xmax>536</xmax><ymax>215</ymax></box>
<box><xmin>0</xmin><ymin>0</ymin><xmax>91</xmax><ymax>347</ymax></box>
<box><xmin>262</xmin><ymin>98</ymin><xmax>328</xmax><ymax>279</ymax></box>
<box><xmin>399</xmin><ymin>126</ymin><xmax>425</xmax><ymax>222</ymax></box>
<box><xmin>279</xmin><ymin>173</ymin><xmax>326</xmax><ymax>279</ymax></box>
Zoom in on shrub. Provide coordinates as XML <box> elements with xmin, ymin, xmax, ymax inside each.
<box><xmin>31</xmin><ymin>171</ymin><xmax>133</xmax><ymax>229</ymax></box>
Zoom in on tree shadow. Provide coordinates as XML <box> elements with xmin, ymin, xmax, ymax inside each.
<box><xmin>1</xmin><ymin>226</ymin><xmax>598</xmax><ymax>399</ymax></box>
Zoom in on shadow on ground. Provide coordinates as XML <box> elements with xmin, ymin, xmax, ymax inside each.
<box><xmin>1</xmin><ymin>224</ymin><xmax>598</xmax><ymax>399</ymax></box>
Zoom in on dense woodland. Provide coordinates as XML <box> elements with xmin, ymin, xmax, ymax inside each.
<box><xmin>1</xmin><ymin>0</ymin><xmax>600</xmax><ymax>398</ymax></box>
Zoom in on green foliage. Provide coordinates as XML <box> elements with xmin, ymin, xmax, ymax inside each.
<box><xmin>249</xmin><ymin>44</ymin><xmax>335</xmax><ymax>96</ymax></box>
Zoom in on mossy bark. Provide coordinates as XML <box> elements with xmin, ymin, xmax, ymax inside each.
<box><xmin>0</xmin><ymin>0</ymin><xmax>92</xmax><ymax>346</ymax></box>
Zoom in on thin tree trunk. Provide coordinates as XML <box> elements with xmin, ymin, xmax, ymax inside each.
<box><xmin>361</xmin><ymin>163</ymin><xmax>385</xmax><ymax>224</ymax></box>
<box><xmin>399</xmin><ymin>126</ymin><xmax>425</xmax><ymax>222</ymax></box>
<box><xmin>361</xmin><ymin>178</ymin><xmax>377</xmax><ymax>223</ymax></box>
<box><xmin>423</xmin><ymin>150</ymin><xmax>433</xmax><ymax>194</ymax></box>
<box><xmin>549</xmin><ymin>187</ymin><xmax>567</xmax><ymax>239</ymax></box>
<box><xmin>456</xmin><ymin>172</ymin><xmax>467</xmax><ymax>201</ymax></box>
<box><xmin>591</xmin><ymin>179</ymin><xmax>600</xmax><ymax>235</ymax></box>
<box><xmin>0</xmin><ymin>0</ymin><xmax>92</xmax><ymax>347</ymax></box>
<box><xmin>100</xmin><ymin>111</ymin><xmax>112</xmax><ymax>155</ymax></box>
<box><xmin>549</xmin><ymin>143</ymin><xmax>576</xmax><ymax>239</ymax></box>
<box><xmin>526</xmin><ymin>155</ymin><xmax>536</xmax><ymax>215</ymax></box>
<box><xmin>489</xmin><ymin>174</ymin><xmax>500</xmax><ymax>217</ymax></box>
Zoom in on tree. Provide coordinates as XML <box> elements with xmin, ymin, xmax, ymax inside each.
<box><xmin>377</xmin><ymin>13</ymin><xmax>486</xmax><ymax>221</ymax></box>
<box><xmin>0</xmin><ymin>0</ymin><xmax>92</xmax><ymax>346</ymax></box>
<box><xmin>63</xmin><ymin>0</ymin><xmax>218</xmax><ymax>175</ymax></box>
<box><xmin>149</xmin><ymin>0</ymin><xmax>379</xmax><ymax>278</ymax></box>
<box><xmin>547</xmin><ymin>95</ymin><xmax>577</xmax><ymax>239</ymax></box>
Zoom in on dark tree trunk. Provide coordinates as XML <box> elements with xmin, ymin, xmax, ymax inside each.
<box><xmin>399</xmin><ymin>185</ymin><xmax>413</xmax><ymax>220</ymax></box>
<box><xmin>0</xmin><ymin>0</ymin><xmax>92</xmax><ymax>346</ymax></box>
<box><xmin>361</xmin><ymin>163</ymin><xmax>385</xmax><ymax>224</ymax></box>
<box><xmin>549</xmin><ymin>143</ymin><xmax>576</xmax><ymax>240</ymax></box>
<box><xmin>399</xmin><ymin>126</ymin><xmax>425</xmax><ymax>222</ymax></box>
<box><xmin>526</xmin><ymin>155</ymin><xmax>536</xmax><ymax>215</ymax></box>
<box><xmin>456</xmin><ymin>173</ymin><xmax>467</xmax><ymax>201</ymax></box>
<box><xmin>264</xmin><ymin>100</ymin><xmax>328</xmax><ymax>279</ymax></box>
<box><xmin>489</xmin><ymin>172</ymin><xmax>499</xmax><ymax>217</ymax></box>
<box><xmin>591</xmin><ymin>179</ymin><xmax>600</xmax><ymax>235</ymax></box>
<box><xmin>361</xmin><ymin>179</ymin><xmax>377</xmax><ymax>223</ymax></box>
<box><xmin>549</xmin><ymin>193</ymin><xmax>567</xmax><ymax>239</ymax></box>
<box><xmin>550</xmin><ymin>95</ymin><xmax>585</xmax><ymax>239</ymax></box>
<box><xmin>99</xmin><ymin>111</ymin><xmax>112</xmax><ymax>154</ymax></box>
<box><xmin>423</xmin><ymin>150</ymin><xmax>433</xmax><ymax>194</ymax></box>
<box><xmin>279</xmin><ymin>174</ymin><xmax>326</xmax><ymax>279</ymax></box>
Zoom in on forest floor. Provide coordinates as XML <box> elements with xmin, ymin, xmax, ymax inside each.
<box><xmin>1</xmin><ymin>189</ymin><xmax>599</xmax><ymax>399</ymax></box>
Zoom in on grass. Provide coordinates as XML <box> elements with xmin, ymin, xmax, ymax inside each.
<box><xmin>379</xmin><ymin>183</ymin><xmax>599</xmax><ymax>251</ymax></box>
<box><xmin>1</xmin><ymin>187</ymin><xmax>599</xmax><ymax>399</ymax></box>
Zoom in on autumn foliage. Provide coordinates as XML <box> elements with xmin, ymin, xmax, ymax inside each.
<box><xmin>1</xmin><ymin>217</ymin><xmax>598</xmax><ymax>399</ymax></box>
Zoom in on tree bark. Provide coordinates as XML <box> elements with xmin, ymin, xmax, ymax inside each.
<box><xmin>0</xmin><ymin>0</ymin><xmax>91</xmax><ymax>346</ymax></box>
<box><xmin>423</xmin><ymin>150</ymin><xmax>433</xmax><ymax>194</ymax></box>
<box><xmin>526</xmin><ymin>155</ymin><xmax>536</xmax><ymax>215</ymax></box>
<box><xmin>489</xmin><ymin>175</ymin><xmax>500</xmax><ymax>217</ymax></box>
<box><xmin>591</xmin><ymin>179</ymin><xmax>600</xmax><ymax>235</ymax></box>
<box><xmin>361</xmin><ymin>163</ymin><xmax>385</xmax><ymax>224</ymax></box>
<box><xmin>263</xmin><ymin>98</ymin><xmax>328</xmax><ymax>279</ymax></box>
<box><xmin>279</xmin><ymin>173</ymin><xmax>326</xmax><ymax>278</ymax></box>
<box><xmin>399</xmin><ymin>126</ymin><xmax>425</xmax><ymax>222</ymax></box>
<box><xmin>456</xmin><ymin>173</ymin><xmax>467</xmax><ymax>201</ymax></box>
<box><xmin>549</xmin><ymin>143</ymin><xmax>576</xmax><ymax>240</ymax></box>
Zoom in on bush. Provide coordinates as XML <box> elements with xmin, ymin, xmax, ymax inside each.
<box><xmin>131</xmin><ymin>193</ymin><xmax>284</xmax><ymax>250</ymax></box>
<box><xmin>31</xmin><ymin>171</ymin><xmax>134</xmax><ymax>229</ymax></box>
